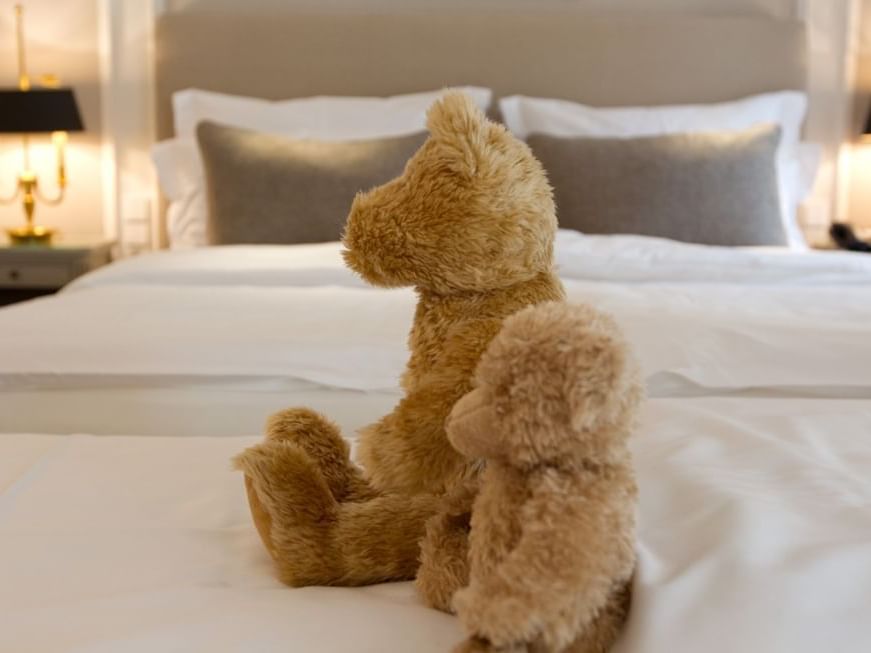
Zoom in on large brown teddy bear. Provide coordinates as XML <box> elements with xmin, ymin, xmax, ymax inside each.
<box><xmin>233</xmin><ymin>91</ymin><xmax>565</xmax><ymax>601</ymax></box>
<box><xmin>447</xmin><ymin>301</ymin><xmax>642</xmax><ymax>653</ymax></box>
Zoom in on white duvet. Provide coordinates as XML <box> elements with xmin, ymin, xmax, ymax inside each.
<box><xmin>2</xmin><ymin>232</ymin><xmax>871</xmax><ymax>652</ymax></box>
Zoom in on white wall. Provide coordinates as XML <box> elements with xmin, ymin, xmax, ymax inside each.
<box><xmin>98</xmin><ymin>0</ymin><xmax>159</xmax><ymax>253</ymax></box>
<box><xmin>0</xmin><ymin>0</ymin><xmax>104</xmax><ymax>240</ymax></box>
<box><xmin>799</xmin><ymin>0</ymin><xmax>859</xmax><ymax>241</ymax></box>
<box><xmin>846</xmin><ymin>0</ymin><xmax>871</xmax><ymax>228</ymax></box>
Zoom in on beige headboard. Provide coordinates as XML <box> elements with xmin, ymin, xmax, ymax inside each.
<box><xmin>155</xmin><ymin>10</ymin><xmax>807</xmax><ymax>140</ymax></box>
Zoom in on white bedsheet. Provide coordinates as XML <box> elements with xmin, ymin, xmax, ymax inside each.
<box><xmin>3</xmin><ymin>397</ymin><xmax>870</xmax><ymax>652</ymax></box>
<box><xmin>554</xmin><ymin>230</ymin><xmax>871</xmax><ymax>284</ymax></box>
<box><xmin>66</xmin><ymin>241</ymin><xmax>363</xmax><ymax>290</ymax></box>
<box><xmin>66</xmin><ymin>231</ymin><xmax>871</xmax><ymax>290</ymax></box>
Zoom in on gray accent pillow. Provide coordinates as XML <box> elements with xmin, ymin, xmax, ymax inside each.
<box><xmin>527</xmin><ymin>125</ymin><xmax>786</xmax><ymax>246</ymax></box>
<box><xmin>196</xmin><ymin>121</ymin><xmax>426</xmax><ymax>245</ymax></box>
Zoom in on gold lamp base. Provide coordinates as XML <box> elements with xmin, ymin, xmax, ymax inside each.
<box><xmin>6</xmin><ymin>224</ymin><xmax>56</xmax><ymax>246</ymax></box>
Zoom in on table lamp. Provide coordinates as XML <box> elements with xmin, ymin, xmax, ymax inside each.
<box><xmin>0</xmin><ymin>4</ymin><xmax>84</xmax><ymax>246</ymax></box>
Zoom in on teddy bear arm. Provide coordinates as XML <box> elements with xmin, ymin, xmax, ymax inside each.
<box><xmin>447</xmin><ymin>388</ymin><xmax>503</xmax><ymax>460</ymax></box>
<box><xmin>457</xmin><ymin>475</ymin><xmax>632</xmax><ymax>648</ymax></box>
<box><xmin>416</xmin><ymin>476</ymin><xmax>480</xmax><ymax>611</ymax></box>
<box><xmin>417</xmin><ymin>506</ymin><xmax>471</xmax><ymax>612</ymax></box>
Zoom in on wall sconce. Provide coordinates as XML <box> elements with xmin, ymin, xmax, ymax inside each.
<box><xmin>0</xmin><ymin>4</ymin><xmax>85</xmax><ymax>246</ymax></box>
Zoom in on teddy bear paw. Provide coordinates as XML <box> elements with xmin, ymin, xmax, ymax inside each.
<box><xmin>264</xmin><ymin>407</ymin><xmax>374</xmax><ymax>501</ymax></box>
<box><xmin>235</xmin><ymin>440</ymin><xmax>338</xmax><ymax>519</ymax></box>
<box><xmin>234</xmin><ymin>440</ymin><xmax>346</xmax><ymax>585</ymax></box>
<box><xmin>266</xmin><ymin>407</ymin><xmax>344</xmax><ymax>449</ymax></box>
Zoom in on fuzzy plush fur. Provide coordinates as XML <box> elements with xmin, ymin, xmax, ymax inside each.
<box><xmin>233</xmin><ymin>91</ymin><xmax>565</xmax><ymax>593</ymax></box>
<box><xmin>447</xmin><ymin>301</ymin><xmax>642</xmax><ymax>653</ymax></box>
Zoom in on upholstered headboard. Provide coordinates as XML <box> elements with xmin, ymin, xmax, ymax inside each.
<box><xmin>154</xmin><ymin>10</ymin><xmax>807</xmax><ymax>140</ymax></box>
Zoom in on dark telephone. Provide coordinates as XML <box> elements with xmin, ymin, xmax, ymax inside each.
<box><xmin>830</xmin><ymin>223</ymin><xmax>871</xmax><ymax>253</ymax></box>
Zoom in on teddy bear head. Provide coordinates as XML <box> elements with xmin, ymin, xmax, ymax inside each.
<box><xmin>342</xmin><ymin>91</ymin><xmax>557</xmax><ymax>295</ymax></box>
<box><xmin>446</xmin><ymin>302</ymin><xmax>642</xmax><ymax>469</ymax></box>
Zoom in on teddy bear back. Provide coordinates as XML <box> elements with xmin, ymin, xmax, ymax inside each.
<box><xmin>472</xmin><ymin>301</ymin><xmax>643</xmax><ymax>470</ymax></box>
<box><xmin>342</xmin><ymin>91</ymin><xmax>559</xmax><ymax>296</ymax></box>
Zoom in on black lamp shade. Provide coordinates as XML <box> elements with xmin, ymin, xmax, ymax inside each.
<box><xmin>0</xmin><ymin>88</ymin><xmax>84</xmax><ymax>133</ymax></box>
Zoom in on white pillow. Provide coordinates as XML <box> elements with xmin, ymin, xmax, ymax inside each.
<box><xmin>500</xmin><ymin>92</ymin><xmax>816</xmax><ymax>250</ymax></box>
<box><xmin>154</xmin><ymin>87</ymin><xmax>493</xmax><ymax>248</ymax></box>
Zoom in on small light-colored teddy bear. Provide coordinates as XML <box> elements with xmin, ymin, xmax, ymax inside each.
<box><xmin>446</xmin><ymin>301</ymin><xmax>643</xmax><ymax>653</ymax></box>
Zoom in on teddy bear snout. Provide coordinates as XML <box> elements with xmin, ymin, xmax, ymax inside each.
<box><xmin>342</xmin><ymin>197</ymin><xmax>412</xmax><ymax>287</ymax></box>
<box><xmin>446</xmin><ymin>389</ymin><xmax>502</xmax><ymax>459</ymax></box>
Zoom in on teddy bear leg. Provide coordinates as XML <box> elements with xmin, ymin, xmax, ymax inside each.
<box><xmin>234</xmin><ymin>439</ymin><xmax>343</xmax><ymax>586</ymax></box>
<box><xmin>331</xmin><ymin>492</ymin><xmax>442</xmax><ymax>585</ymax></box>
<box><xmin>416</xmin><ymin>508</ymin><xmax>471</xmax><ymax>612</ymax></box>
<box><xmin>265</xmin><ymin>407</ymin><xmax>377</xmax><ymax>502</ymax></box>
<box><xmin>235</xmin><ymin>440</ymin><xmax>442</xmax><ymax>586</ymax></box>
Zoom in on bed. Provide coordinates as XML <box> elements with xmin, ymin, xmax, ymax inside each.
<box><xmin>3</xmin><ymin>7</ymin><xmax>871</xmax><ymax>653</ymax></box>
<box><xmin>3</xmin><ymin>235</ymin><xmax>871</xmax><ymax>652</ymax></box>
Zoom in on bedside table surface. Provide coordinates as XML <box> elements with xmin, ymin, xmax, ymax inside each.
<box><xmin>0</xmin><ymin>237</ymin><xmax>116</xmax><ymax>299</ymax></box>
<box><xmin>0</xmin><ymin>236</ymin><xmax>115</xmax><ymax>252</ymax></box>
<box><xmin>0</xmin><ymin>239</ymin><xmax>115</xmax><ymax>267</ymax></box>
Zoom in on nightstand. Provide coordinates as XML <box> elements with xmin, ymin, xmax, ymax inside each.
<box><xmin>0</xmin><ymin>238</ymin><xmax>115</xmax><ymax>307</ymax></box>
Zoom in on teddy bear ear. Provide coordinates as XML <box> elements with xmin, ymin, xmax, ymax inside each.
<box><xmin>567</xmin><ymin>332</ymin><xmax>629</xmax><ymax>433</ymax></box>
<box><xmin>425</xmin><ymin>90</ymin><xmax>489</xmax><ymax>146</ymax></box>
